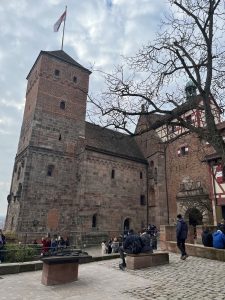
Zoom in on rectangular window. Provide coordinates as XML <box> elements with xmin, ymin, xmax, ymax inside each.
<box><xmin>140</xmin><ymin>195</ymin><xmax>146</xmax><ymax>206</ymax></box>
<box><xmin>111</xmin><ymin>169</ymin><xmax>115</xmax><ymax>179</ymax></box>
<box><xmin>54</xmin><ymin>69</ymin><xmax>60</xmax><ymax>76</ymax></box>
<box><xmin>178</xmin><ymin>146</ymin><xmax>189</xmax><ymax>156</ymax></box>
<box><xmin>140</xmin><ymin>171</ymin><xmax>143</xmax><ymax>179</ymax></box>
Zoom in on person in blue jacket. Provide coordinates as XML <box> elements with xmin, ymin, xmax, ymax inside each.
<box><xmin>212</xmin><ymin>228</ymin><xmax>225</xmax><ymax>249</ymax></box>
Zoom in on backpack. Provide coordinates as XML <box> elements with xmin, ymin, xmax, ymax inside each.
<box><xmin>131</xmin><ymin>238</ymin><xmax>142</xmax><ymax>254</ymax></box>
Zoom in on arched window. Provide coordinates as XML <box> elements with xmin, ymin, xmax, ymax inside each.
<box><xmin>11</xmin><ymin>216</ymin><xmax>14</xmax><ymax>230</ymax></box>
<box><xmin>154</xmin><ymin>167</ymin><xmax>158</xmax><ymax>184</ymax></box>
<box><xmin>73</xmin><ymin>76</ymin><xmax>77</xmax><ymax>83</ymax></box>
<box><xmin>54</xmin><ymin>69</ymin><xmax>60</xmax><ymax>76</ymax></box>
<box><xmin>17</xmin><ymin>183</ymin><xmax>22</xmax><ymax>198</ymax></box>
<box><xmin>17</xmin><ymin>167</ymin><xmax>21</xmax><ymax>180</ymax></box>
<box><xmin>140</xmin><ymin>195</ymin><xmax>146</xmax><ymax>205</ymax></box>
<box><xmin>60</xmin><ymin>101</ymin><xmax>65</xmax><ymax>110</ymax></box>
<box><xmin>47</xmin><ymin>165</ymin><xmax>54</xmax><ymax>177</ymax></box>
<box><xmin>148</xmin><ymin>161</ymin><xmax>154</xmax><ymax>179</ymax></box>
<box><xmin>92</xmin><ymin>214</ymin><xmax>97</xmax><ymax>228</ymax></box>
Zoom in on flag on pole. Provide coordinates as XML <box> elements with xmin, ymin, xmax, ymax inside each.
<box><xmin>54</xmin><ymin>9</ymin><xmax>66</xmax><ymax>32</ymax></box>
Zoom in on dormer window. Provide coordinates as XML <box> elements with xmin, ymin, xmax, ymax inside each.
<box><xmin>54</xmin><ymin>69</ymin><xmax>60</xmax><ymax>76</ymax></box>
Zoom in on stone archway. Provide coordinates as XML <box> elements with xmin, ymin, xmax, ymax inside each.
<box><xmin>185</xmin><ymin>208</ymin><xmax>203</xmax><ymax>226</ymax></box>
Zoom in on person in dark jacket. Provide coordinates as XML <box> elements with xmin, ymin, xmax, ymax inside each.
<box><xmin>119</xmin><ymin>229</ymin><xmax>143</xmax><ymax>270</ymax></box>
<box><xmin>201</xmin><ymin>226</ymin><xmax>213</xmax><ymax>247</ymax></box>
<box><xmin>176</xmin><ymin>214</ymin><xmax>188</xmax><ymax>260</ymax></box>
<box><xmin>0</xmin><ymin>229</ymin><xmax>6</xmax><ymax>263</ymax></box>
<box><xmin>140</xmin><ymin>229</ymin><xmax>153</xmax><ymax>253</ymax></box>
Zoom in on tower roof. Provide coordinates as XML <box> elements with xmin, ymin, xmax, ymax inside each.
<box><xmin>41</xmin><ymin>50</ymin><xmax>91</xmax><ymax>74</ymax></box>
<box><xmin>27</xmin><ymin>50</ymin><xmax>91</xmax><ymax>79</ymax></box>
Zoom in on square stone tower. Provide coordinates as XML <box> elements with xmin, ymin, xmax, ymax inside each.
<box><xmin>5</xmin><ymin>50</ymin><xmax>91</xmax><ymax>239</ymax></box>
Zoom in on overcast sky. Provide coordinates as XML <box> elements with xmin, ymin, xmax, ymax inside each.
<box><xmin>0</xmin><ymin>0</ymin><xmax>169</xmax><ymax>217</ymax></box>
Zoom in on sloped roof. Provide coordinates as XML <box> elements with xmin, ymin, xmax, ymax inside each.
<box><xmin>85</xmin><ymin>122</ymin><xmax>147</xmax><ymax>163</ymax></box>
<box><xmin>148</xmin><ymin>95</ymin><xmax>221</xmax><ymax>130</ymax></box>
<box><xmin>41</xmin><ymin>50</ymin><xmax>91</xmax><ymax>74</ymax></box>
<box><xmin>27</xmin><ymin>50</ymin><xmax>91</xmax><ymax>79</ymax></box>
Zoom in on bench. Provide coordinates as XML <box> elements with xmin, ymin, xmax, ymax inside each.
<box><xmin>163</xmin><ymin>241</ymin><xmax>225</xmax><ymax>262</ymax></box>
<box><xmin>41</xmin><ymin>254</ymin><xmax>91</xmax><ymax>285</ymax></box>
<box><xmin>126</xmin><ymin>252</ymin><xmax>169</xmax><ymax>270</ymax></box>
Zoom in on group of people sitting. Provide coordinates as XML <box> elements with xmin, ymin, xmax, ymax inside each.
<box><xmin>41</xmin><ymin>234</ymin><xmax>70</xmax><ymax>256</ymax></box>
<box><xmin>101</xmin><ymin>237</ymin><xmax>120</xmax><ymax>255</ymax></box>
<box><xmin>201</xmin><ymin>220</ymin><xmax>225</xmax><ymax>249</ymax></box>
<box><xmin>119</xmin><ymin>228</ymin><xmax>155</xmax><ymax>270</ymax></box>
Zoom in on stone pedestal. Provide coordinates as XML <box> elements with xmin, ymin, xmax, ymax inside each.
<box><xmin>41</xmin><ymin>256</ymin><xmax>80</xmax><ymax>285</ymax></box>
<box><xmin>126</xmin><ymin>252</ymin><xmax>169</xmax><ymax>270</ymax></box>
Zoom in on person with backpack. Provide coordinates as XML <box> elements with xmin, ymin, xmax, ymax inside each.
<box><xmin>201</xmin><ymin>226</ymin><xmax>213</xmax><ymax>247</ymax></box>
<box><xmin>119</xmin><ymin>229</ymin><xmax>143</xmax><ymax>270</ymax></box>
<box><xmin>176</xmin><ymin>214</ymin><xmax>188</xmax><ymax>260</ymax></box>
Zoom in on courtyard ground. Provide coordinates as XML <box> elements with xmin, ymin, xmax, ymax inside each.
<box><xmin>1</xmin><ymin>251</ymin><xmax>225</xmax><ymax>300</ymax></box>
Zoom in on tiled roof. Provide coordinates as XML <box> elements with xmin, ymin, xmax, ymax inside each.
<box><xmin>85</xmin><ymin>122</ymin><xmax>147</xmax><ymax>163</ymax></box>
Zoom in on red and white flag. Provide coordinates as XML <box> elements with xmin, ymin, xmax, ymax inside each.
<box><xmin>54</xmin><ymin>10</ymin><xmax>66</xmax><ymax>32</ymax></box>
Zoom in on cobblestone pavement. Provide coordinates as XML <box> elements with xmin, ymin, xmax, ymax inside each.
<box><xmin>1</xmin><ymin>252</ymin><xmax>225</xmax><ymax>300</ymax></box>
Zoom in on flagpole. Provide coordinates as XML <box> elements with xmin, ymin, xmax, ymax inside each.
<box><xmin>61</xmin><ymin>6</ymin><xmax>67</xmax><ymax>50</ymax></box>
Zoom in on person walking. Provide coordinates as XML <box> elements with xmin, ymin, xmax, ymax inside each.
<box><xmin>176</xmin><ymin>214</ymin><xmax>188</xmax><ymax>260</ymax></box>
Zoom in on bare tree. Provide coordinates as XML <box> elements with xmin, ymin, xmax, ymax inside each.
<box><xmin>89</xmin><ymin>0</ymin><xmax>225</xmax><ymax>162</ymax></box>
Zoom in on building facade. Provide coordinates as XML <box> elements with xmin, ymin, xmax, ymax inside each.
<box><xmin>4</xmin><ymin>50</ymin><xmax>225</xmax><ymax>243</ymax></box>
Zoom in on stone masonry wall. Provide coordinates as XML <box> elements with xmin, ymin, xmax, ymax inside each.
<box><xmin>166</xmin><ymin>133</ymin><xmax>214</xmax><ymax>223</ymax></box>
<box><xmin>77</xmin><ymin>149</ymin><xmax>148</xmax><ymax>235</ymax></box>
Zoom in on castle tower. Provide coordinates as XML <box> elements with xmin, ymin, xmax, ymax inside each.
<box><xmin>5</xmin><ymin>50</ymin><xmax>91</xmax><ymax>239</ymax></box>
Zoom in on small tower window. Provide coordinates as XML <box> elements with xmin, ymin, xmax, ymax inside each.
<box><xmin>47</xmin><ymin>165</ymin><xmax>54</xmax><ymax>177</ymax></box>
<box><xmin>17</xmin><ymin>167</ymin><xmax>21</xmax><ymax>180</ymax></box>
<box><xmin>54</xmin><ymin>69</ymin><xmax>60</xmax><ymax>76</ymax></box>
<box><xmin>92</xmin><ymin>214</ymin><xmax>97</xmax><ymax>228</ymax></box>
<box><xmin>60</xmin><ymin>101</ymin><xmax>65</xmax><ymax>110</ymax></box>
<box><xmin>140</xmin><ymin>171</ymin><xmax>143</xmax><ymax>179</ymax></box>
<box><xmin>73</xmin><ymin>76</ymin><xmax>77</xmax><ymax>83</ymax></box>
<box><xmin>111</xmin><ymin>169</ymin><xmax>115</xmax><ymax>179</ymax></box>
<box><xmin>178</xmin><ymin>146</ymin><xmax>189</xmax><ymax>156</ymax></box>
<box><xmin>140</xmin><ymin>195</ymin><xmax>146</xmax><ymax>205</ymax></box>
<box><xmin>59</xmin><ymin>134</ymin><xmax>62</xmax><ymax>141</ymax></box>
<box><xmin>154</xmin><ymin>167</ymin><xmax>158</xmax><ymax>184</ymax></box>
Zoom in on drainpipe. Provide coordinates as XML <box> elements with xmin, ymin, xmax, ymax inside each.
<box><xmin>146</xmin><ymin>163</ymin><xmax>149</xmax><ymax>226</ymax></box>
<box><xmin>211</xmin><ymin>163</ymin><xmax>218</xmax><ymax>225</ymax></box>
<box><xmin>164</xmin><ymin>144</ymin><xmax>170</xmax><ymax>224</ymax></box>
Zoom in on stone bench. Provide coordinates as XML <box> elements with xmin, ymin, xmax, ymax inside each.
<box><xmin>126</xmin><ymin>252</ymin><xmax>169</xmax><ymax>270</ymax></box>
<box><xmin>163</xmin><ymin>241</ymin><xmax>225</xmax><ymax>262</ymax></box>
<box><xmin>41</xmin><ymin>254</ymin><xmax>90</xmax><ymax>286</ymax></box>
